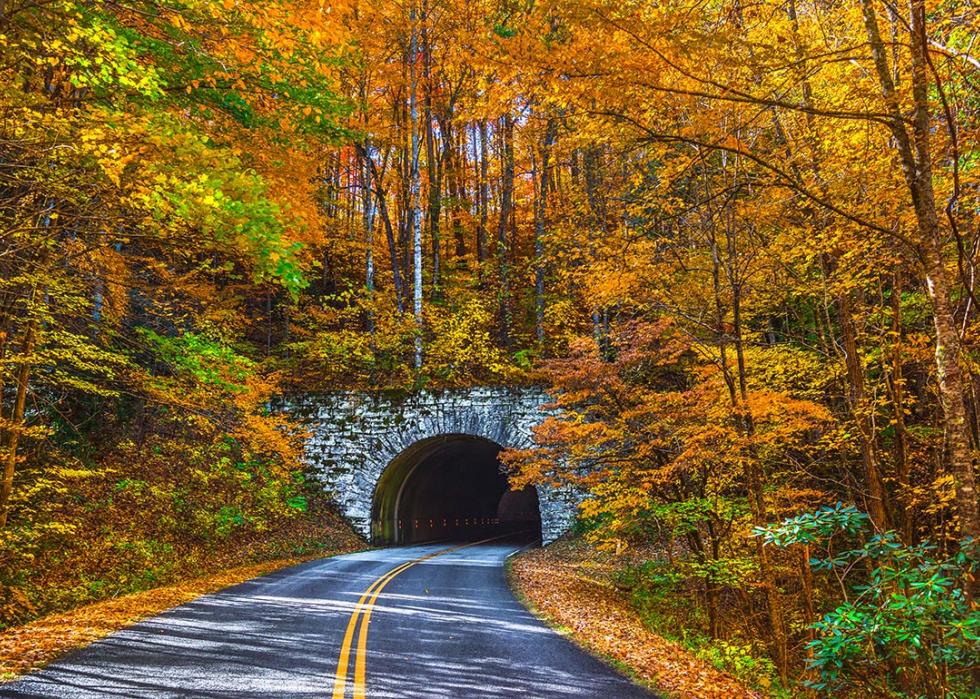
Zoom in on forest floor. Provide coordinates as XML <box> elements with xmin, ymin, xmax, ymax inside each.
<box><xmin>0</xmin><ymin>522</ymin><xmax>365</xmax><ymax>681</ymax></box>
<box><xmin>508</xmin><ymin>539</ymin><xmax>764</xmax><ymax>699</ymax></box>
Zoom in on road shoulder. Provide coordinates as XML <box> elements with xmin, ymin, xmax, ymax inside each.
<box><xmin>507</xmin><ymin>540</ymin><xmax>763</xmax><ymax>699</ymax></box>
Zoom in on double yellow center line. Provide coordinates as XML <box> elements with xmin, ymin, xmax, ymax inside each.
<box><xmin>330</xmin><ymin>535</ymin><xmax>516</xmax><ymax>699</ymax></box>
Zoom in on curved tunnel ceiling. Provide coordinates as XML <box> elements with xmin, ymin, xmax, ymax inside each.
<box><xmin>371</xmin><ymin>434</ymin><xmax>541</xmax><ymax>545</ymax></box>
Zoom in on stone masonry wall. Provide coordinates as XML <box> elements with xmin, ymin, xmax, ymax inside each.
<box><xmin>286</xmin><ymin>387</ymin><xmax>576</xmax><ymax>543</ymax></box>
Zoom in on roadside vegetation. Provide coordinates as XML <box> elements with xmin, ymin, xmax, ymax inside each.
<box><xmin>0</xmin><ymin>548</ymin><xmax>364</xmax><ymax>681</ymax></box>
<box><xmin>509</xmin><ymin>539</ymin><xmax>765</xmax><ymax>699</ymax></box>
<box><xmin>0</xmin><ymin>0</ymin><xmax>362</xmax><ymax>632</ymax></box>
<box><xmin>2</xmin><ymin>0</ymin><xmax>979</xmax><ymax>696</ymax></box>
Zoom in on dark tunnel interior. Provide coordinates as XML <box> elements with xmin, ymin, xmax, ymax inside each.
<box><xmin>371</xmin><ymin>435</ymin><xmax>542</xmax><ymax>545</ymax></box>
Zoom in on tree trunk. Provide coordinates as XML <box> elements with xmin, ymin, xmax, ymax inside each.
<box><xmin>397</xmin><ymin>80</ymin><xmax>411</xmax><ymax>282</ymax></box>
<box><xmin>582</xmin><ymin>146</ymin><xmax>607</xmax><ymax>346</ymax></box>
<box><xmin>362</xmin><ymin>138</ymin><xmax>376</xmax><ymax>332</ymax></box>
<box><xmin>860</xmin><ymin>0</ymin><xmax>979</xmax><ymax>540</ymax></box>
<box><xmin>534</xmin><ymin>117</ymin><xmax>557</xmax><ymax>351</ymax></box>
<box><xmin>0</xmin><ymin>319</ymin><xmax>35</xmax><ymax>529</ymax></box>
<box><xmin>496</xmin><ymin>114</ymin><xmax>515</xmax><ymax>349</ymax></box>
<box><xmin>705</xmin><ymin>168</ymin><xmax>789</xmax><ymax>679</ymax></box>
<box><xmin>887</xmin><ymin>272</ymin><xmax>912</xmax><ymax>541</ymax></box>
<box><xmin>922</xmin><ymin>234</ymin><xmax>980</xmax><ymax>539</ymax></box>
<box><xmin>422</xmin><ymin>23</ymin><xmax>441</xmax><ymax>298</ymax></box>
<box><xmin>734</xmin><ymin>290</ymin><xmax>790</xmax><ymax>682</ymax></box>
<box><xmin>408</xmin><ymin>2</ymin><xmax>424</xmax><ymax>369</ymax></box>
<box><xmin>784</xmin><ymin>2</ymin><xmax>893</xmax><ymax>532</ymax></box>
<box><xmin>358</xmin><ymin>145</ymin><xmax>405</xmax><ymax>313</ymax></box>
<box><xmin>442</xmin><ymin>115</ymin><xmax>465</xmax><ymax>261</ymax></box>
<box><xmin>838</xmin><ymin>290</ymin><xmax>891</xmax><ymax>530</ymax></box>
<box><xmin>477</xmin><ymin>119</ymin><xmax>490</xmax><ymax>278</ymax></box>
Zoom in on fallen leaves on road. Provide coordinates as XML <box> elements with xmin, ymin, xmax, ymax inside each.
<box><xmin>0</xmin><ymin>551</ymin><xmax>352</xmax><ymax>682</ymax></box>
<box><xmin>509</xmin><ymin>540</ymin><xmax>764</xmax><ymax>699</ymax></box>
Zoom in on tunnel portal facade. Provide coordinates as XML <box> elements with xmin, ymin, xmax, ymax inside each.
<box><xmin>288</xmin><ymin>387</ymin><xmax>575</xmax><ymax>544</ymax></box>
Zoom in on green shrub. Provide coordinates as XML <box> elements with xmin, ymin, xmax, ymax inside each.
<box><xmin>759</xmin><ymin>504</ymin><xmax>979</xmax><ymax>698</ymax></box>
<box><xmin>693</xmin><ymin>640</ymin><xmax>782</xmax><ymax>694</ymax></box>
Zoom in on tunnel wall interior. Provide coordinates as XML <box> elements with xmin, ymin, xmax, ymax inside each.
<box><xmin>371</xmin><ymin>435</ymin><xmax>541</xmax><ymax>544</ymax></box>
<box><xmin>286</xmin><ymin>387</ymin><xmax>578</xmax><ymax>543</ymax></box>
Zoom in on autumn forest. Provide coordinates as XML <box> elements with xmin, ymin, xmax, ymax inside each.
<box><xmin>1</xmin><ymin>0</ymin><xmax>979</xmax><ymax>696</ymax></box>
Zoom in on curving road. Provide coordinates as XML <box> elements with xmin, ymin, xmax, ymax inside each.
<box><xmin>2</xmin><ymin>543</ymin><xmax>657</xmax><ymax>698</ymax></box>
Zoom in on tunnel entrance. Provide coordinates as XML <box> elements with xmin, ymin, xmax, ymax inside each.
<box><xmin>371</xmin><ymin>434</ymin><xmax>542</xmax><ymax>545</ymax></box>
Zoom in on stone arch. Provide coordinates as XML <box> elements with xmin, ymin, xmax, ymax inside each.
<box><xmin>287</xmin><ymin>387</ymin><xmax>576</xmax><ymax>543</ymax></box>
<box><xmin>369</xmin><ymin>434</ymin><xmax>541</xmax><ymax>544</ymax></box>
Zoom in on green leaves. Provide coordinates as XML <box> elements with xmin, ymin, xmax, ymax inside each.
<box><xmin>0</xmin><ymin>0</ymin><xmax>354</xmax><ymax>637</ymax></box>
<box><xmin>754</xmin><ymin>503</ymin><xmax>869</xmax><ymax>547</ymax></box>
<box><xmin>285</xmin><ymin>495</ymin><xmax>308</xmax><ymax>513</ymax></box>
<box><xmin>63</xmin><ymin>7</ymin><xmax>168</xmax><ymax>98</ymax></box>
<box><xmin>807</xmin><ymin>541</ymin><xmax>979</xmax><ymax>694</ymax></box>
<box><xmin>139</xmin><ymin>329</ymin><xmax>254</xmax><ymax>393</ymax></box>
<box><xmin>762</xmin><ymin>506</ymin><xmax>979</xmax><ymax>695</ymax></box>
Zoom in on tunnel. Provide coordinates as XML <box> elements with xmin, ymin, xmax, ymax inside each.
<box><xmin>370</xmin><ymin>434</ymin><xmax>542</xmax><ymax>545</ymax></box>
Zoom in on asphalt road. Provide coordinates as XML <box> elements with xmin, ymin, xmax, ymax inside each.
<box><xmin>2</xmin><ymin>542</ymin><xmax>658</xmax><ymax>698</ymax></box>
